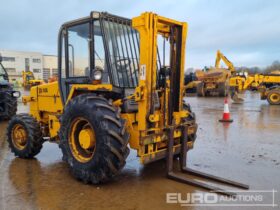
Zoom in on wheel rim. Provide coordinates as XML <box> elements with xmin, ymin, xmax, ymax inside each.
<box><xmin>69</xmin><ymin>117</ymin><xmax>96</xmax><ymax>163</ymax></box>
<box><xmin>270</xmin><ymin>93</ymin><xmax>280</xmax><ymax>103</ymax></box>
<box><xmin>12</xmin><ymin>124</ymin><xmax>27</xmax><ymax>150</ymax></box>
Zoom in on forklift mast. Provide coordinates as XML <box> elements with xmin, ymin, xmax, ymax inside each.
<box><xmin>133</xmin><ymin>13</ymin><xmax>187</xmax><ymax>131</ymax></box>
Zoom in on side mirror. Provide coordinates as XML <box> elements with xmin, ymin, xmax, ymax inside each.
<box><xmin>0</xmin><ymin>54</ymin><xmax>2</xmax><ymax>62</ymax></box>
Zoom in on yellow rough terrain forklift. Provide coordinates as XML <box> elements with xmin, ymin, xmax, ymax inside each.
<box><xmin>22</xmin><ymin>71</ymin><xmax>44</xmax><ymax>89</ymax></box>
<box><xmin>7</xmin><ymin>12</ymin><xmax>248</xmax><ymax>195</ymax></box>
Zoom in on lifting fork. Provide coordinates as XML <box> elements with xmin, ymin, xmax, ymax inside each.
<box><xmin>166</xmin><ymin>126</ymin><xmax>249</xmax><ymax>197</ymax></box>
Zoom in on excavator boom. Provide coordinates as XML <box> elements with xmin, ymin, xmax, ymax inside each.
<box><xmin>215</xmin><ymin>50</ymin><xmax>235</xmax><ymax>73</ymax></box>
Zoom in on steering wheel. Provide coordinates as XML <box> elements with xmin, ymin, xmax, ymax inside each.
<box><xmin>115</xmin><ymin>58</ymin><xmax>131</xmax><ymax>74</ymax></box>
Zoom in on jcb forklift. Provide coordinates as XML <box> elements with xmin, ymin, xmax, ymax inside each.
<box><xmin>0</xmin><ymin>54</ymin><xmax>20</xmax><ymax>120</ymax></box>
<box><xmin>7</xmin><ymin>12</ymin><xmax>248</xmax><ymax>195</ymax></box>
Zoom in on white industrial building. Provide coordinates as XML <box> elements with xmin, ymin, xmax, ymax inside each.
<box><xmin>43</xmin><ymin>55</ymin><xmax>58</xmax><ymax>80</ymax></box>
<box><xmin>0</xmin><ymin>49</ymin><xmax>58</xmax><ymax>81</ymax></box>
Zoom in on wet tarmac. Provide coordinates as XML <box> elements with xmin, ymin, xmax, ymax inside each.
<box><xmin>0</xmin><ymin>91</ymin><xmax>279</xmax><ymax>210</ymax></box>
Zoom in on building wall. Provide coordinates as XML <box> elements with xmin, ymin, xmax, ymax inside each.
<box><xmin>0</xmin><ymin>49</ymin><xmax>104</xmax><ymax>82</ymax></box>
<box><xmin>0</xmin><ymin>49</ymin><xmax>58</xmax><ymax>81</ymax></box>
<box><xmin>0</xmin><ymin>49</ymin><xmax>44</xmax><ymax>81</ymax></box>
<box><xmin>42</xmin><ymin>55</ymin><xmax>58</xmax><ymax>81</ymax></box>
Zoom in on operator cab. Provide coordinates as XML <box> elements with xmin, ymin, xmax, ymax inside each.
<box><xmin>26</xmin><ymin>73</ymin><xmax>35</xmax><ymax>82</ymax></box>
<box><xmin>58</xmin><ymin>12</ymin><xmax>140</xmax><ymax>104</ymax></box>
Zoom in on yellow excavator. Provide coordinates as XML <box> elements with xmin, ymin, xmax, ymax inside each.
<box><xmin>230</xmin><ymin>73</ymin><xmax>280</xmax><ymax>105</ymax></box>
<box><xmin>22</xmin><ymin>71</ymin><xmax>44</xmax><ymax>89</ymax></box>
<box><xmin>197</xmin><ymin>50</ymin><xmax>234</xmax><ymax>97</ymax></box>
<box><xmin>6</xmin><ymin>11</ymin><xmax>248</xmax><ymax>195</ymax></box>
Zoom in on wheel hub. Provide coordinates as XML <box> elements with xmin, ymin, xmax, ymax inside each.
<box><xmin>69</xmin><ymin>117</ymin><xmax>96</xmax><ymax>163</ymax></box>
<box><xmin>270</xmin><ymin>93</ymin><xmax>280</xmax><ymax>103</ymax></box>
<box><xmin>12</xmin><ymin>124</ymin><xmax>27</xmax><ymax>150</ymax></box>
<box><xmin>79</xmin><ymin>128</ymin><xmax>95</xmax><ymax>150</ymax></box>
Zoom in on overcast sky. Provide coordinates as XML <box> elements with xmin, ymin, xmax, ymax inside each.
<box><xmin>0</xmin><ymin>0</ymin><xmax>279</xmax><ymax>69</ymax></box>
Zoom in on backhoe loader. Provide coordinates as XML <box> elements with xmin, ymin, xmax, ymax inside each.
<box><xmin>7</xmin><ymin>12</ymin><xmax>248</xmax><ymax>195</ymax></box>
<box><xmin>0</xmin><ymin>54</ymin><xmax>20</xmax><ymax>120</ymax></box>
<box><xmin>22</xmin><ymin>71</ymin><xmax>44</xmax><ymax>89</ymax></box>
<box><xmin>230</xmin><ymin>73</ymin><xmax>280</xmax><ymax>105</ymax></box>
<box><xmin>197</xmin><ymin>50</ymin><xmax>234</xmax><ymax>97</ymax></box>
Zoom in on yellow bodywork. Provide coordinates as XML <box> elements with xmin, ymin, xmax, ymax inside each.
<box><xmin>230</xmin><ymin>74</ymin><xmax>280</xmax><ymax>92</ymax></box>
<box><xmin>230</xmin><ymin>71</ymin><xmax>280</xmax><ymax>92</ymax></box>
<box><xmin>230</xmin><ymin>73</ymin><xmax>280</xmax><ymax>104</ymax></box>
<box><xmin>22</xmin><ymin>12</ymin><xmax>197</xmax><ymax>165</ymax></box>
<box><xmin>185</xmin><ymin>81</ymin><xmax>200</xmax><ymax>90</ymax></box>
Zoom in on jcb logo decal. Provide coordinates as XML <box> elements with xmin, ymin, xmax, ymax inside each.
<box><xmin>39</xmin><ymin>88</ymin><xmax>48</xmax><ymax>93</ymax></box>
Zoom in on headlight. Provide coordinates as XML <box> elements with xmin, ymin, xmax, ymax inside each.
<box><xmin>93</xmin><ymin>70</ymin><xmax>103</xmax><ymax>80</ymax></box>
<box><xmin>12</xmin><ymin>91</ymin><xmax>21</xmax><ymax>98</ymax></box>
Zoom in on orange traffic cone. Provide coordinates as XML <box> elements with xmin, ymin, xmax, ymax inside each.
<box><xmin>219</xmin><ymin>97</ymin><xmax>233</xmax><ymax>123</ymax></box>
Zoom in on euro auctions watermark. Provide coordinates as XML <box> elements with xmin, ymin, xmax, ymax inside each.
<box><xmin>166</xmin><ymin>190</ymin><xmax>278</xmax><ymax>207</ymax></box>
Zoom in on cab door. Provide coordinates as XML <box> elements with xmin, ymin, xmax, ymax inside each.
<box><xmin>59</xmin><ymin>20</ymin><xmax>93</xmax><ymax>103</ymax></box>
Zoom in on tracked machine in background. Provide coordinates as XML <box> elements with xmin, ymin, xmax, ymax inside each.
<box><xmin>7</xmin><ymin>12</ymin><xmax>248</xmax><ymax>195</ymax></box>
<box><xmin>22</xmin><ymin>71</ymin><xmax>44</xmax><ymax>89</ymax></box>
<box><xmin>0</xmin><ymin>54</ymin><xmax>20</xmax><ymax>120</ymax></box>
<box><xmin>197</xmin><ymin>50</ymin><xmax>235</xmax><ymax>97</ymax></box>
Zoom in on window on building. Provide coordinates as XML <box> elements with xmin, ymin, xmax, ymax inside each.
<box><xmin>43</xmin><ymin>68</ymin><xmax>50</xmax><ymax>80</ymax></box>
<box><xmin>25</xmin><ymin>58</ymin><xmax>30</xmax><ymax>71</ymax></box>
<box><xmin>32</xmin><ymin>58</ymin><xmax>41</xmax><ymax>63</ymax></box>
<box><xmin>3</xmin><ymin>57</ymin><xmax>15</xmax><ymax>62</ymax></box>
<box><xmin>52</xmin><ymin>69</ymin><xmax>58</xmax><ymax>76</ymax></box>
<box><xmin>33</xmin><ymin>69</ymin><xmax>41</xmax><ymax>73</ymax></box>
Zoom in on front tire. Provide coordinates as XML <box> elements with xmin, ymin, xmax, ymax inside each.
<box><xmin>59</xmin><ymin>94</ymin><xmax>130</xmax><ymax>184</ymax></box>
<box><xmin>267</xmin><ymin>89</ymin><xmax>280</xmax><ymax>105</ymax></box>
<box><xmin>6</xmin><ymin>114</ymin><xmax>43</xmax><ymax>158</ymax></box>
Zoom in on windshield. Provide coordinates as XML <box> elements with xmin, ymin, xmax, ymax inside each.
<box><xmin>26</xmin><ymin>75</ymin><xmax>34</xmax><ymax>81</ymax></box>
<box><xmin>99</xmin><ymin>17</ymin><xmax>140</xmax><ymax>88</ymax></box>
<box><xmin>66</xmin><ymin>18</ymin><xmax>140</xmax><ymax>88</ymax></box>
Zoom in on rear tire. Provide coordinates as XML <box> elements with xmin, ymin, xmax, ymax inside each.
<box><xmin>59</xmin><ymin>93</ymin><xmax>130</xmax><ymax>184</ymax></box>
<box><xmin>267</xmin><ymin>89</ymin><xmax>280</xmax><ymax>105</ymax></box>
<box><xmin>6</xmin><ymin>114</ymin><xmax>43</xmax><ymax>158</ymax></box>
<box><xmin>197</xmin><ymin>82</ymin><xmax>205</xmax><ymax>97</ymax></box>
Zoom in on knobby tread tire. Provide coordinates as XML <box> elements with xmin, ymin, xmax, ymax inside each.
<box><xmin>59</xmin><ymin>93</ymin><xmax>130</xmax><ymax>184</ymax></box>
<box><xmin>6</xmin><ymin>114</ymin><xmax>43</xmax><ymax>158</ymax></box>
<box><xmin>2</xmin><ymin>91</ymin><xmax>17</xmax><ymax>120</ymax></box>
